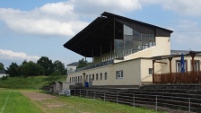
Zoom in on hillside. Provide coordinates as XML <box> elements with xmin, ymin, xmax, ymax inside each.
<box><xmin>0</xmin><ymin>76</ymin><xmax>66</xmax><ymax>89</ymax></box>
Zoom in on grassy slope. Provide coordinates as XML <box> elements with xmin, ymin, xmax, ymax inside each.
<box><xmin>0</xmin><ymin>76</ymin><xmax>66</xmax><ymax>89</ymax></box>
<box><xmin>0</xmin><ymin>88</ymin><xmax>43</xmax><ymax>113</ymax></box>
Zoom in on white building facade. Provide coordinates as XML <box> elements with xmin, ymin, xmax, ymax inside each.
<box><xmin>64</xmin><ymin>12</ymin><xmax>201</xmax><ymax>88</ymax></box>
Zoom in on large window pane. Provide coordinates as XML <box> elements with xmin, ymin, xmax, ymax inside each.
<box><xmin>124</xmin><ymin>25</ymin><xmax>133</xmax><ymax>35</ymax></box>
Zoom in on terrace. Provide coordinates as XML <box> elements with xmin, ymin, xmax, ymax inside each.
<box><xmin>153</xmin><ymin>51</ymin><xmax>201</xmax><ymax>84</ymax></box>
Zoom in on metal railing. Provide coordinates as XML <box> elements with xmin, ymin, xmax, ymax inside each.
<box><xmin>75</xmin><ymin>60</ymin><xmax>114</xmax><ymax>72</ymax></box>
<box><xmin>71</xmin><ymin>89</ymin><xmax>201</xmax><ymax>113</ymax></box>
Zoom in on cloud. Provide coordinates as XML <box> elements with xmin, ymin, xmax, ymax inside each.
<box><xmin>0</xmin><ymin>0</ymin><xmax>142</xmax><ymax>37</ymax></box>
<box><xmin>176</xmin><ymin>20</ymin><xmax>198</xmax><ymax>29</ymax></box>
<box><xmin>171</xmin><ymin>19</ymin><xmax>201</xmax><ymax>51</ymax></box>
<box><xmin>171</xmin><ymin>32</ymin><xmax>201</xmax><ymax>51</ymax></box>
<box><xmin>0</xmin><ymin>2</ymin><xmax>88</xmax><ymax>37</ymax></box>
<box><xmin>141</xmin><ymin>0</ymin><xmax>201</xmax><ymax>16</ymax></box>
<box><xmin>0</xmin><ymin>49</ymin><xmax>40</xmax><ymax>61</ymax></box>
<box><xmin>71</xmin><ymin>0</ymin><xmax>142</xmax><ymax>16</ymax></box>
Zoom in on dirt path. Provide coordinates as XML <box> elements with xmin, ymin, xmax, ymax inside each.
<box><xmin>21</xmin><ymin>91</ymin><xmax>67</xmax><ymax>113</ymax></box>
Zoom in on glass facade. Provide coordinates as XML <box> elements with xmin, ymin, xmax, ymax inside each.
<box><xmin>114</xmin><ymin>24</ymin><xmax>155</xmax><ymax>58</ymax></box>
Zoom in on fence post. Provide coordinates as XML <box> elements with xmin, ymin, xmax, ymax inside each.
<box><xmin>80</xmin><ymin>89</ymin><xmax>81</xmax><ymax>97</ymax></box>
<box><xmin>133</xmin><ymin>94</ymin><xmax>135</xmax><ymax>107</ymax></box>
<box><xmin>86</xmin><ymin>90</ymin><xmax>88</xmax><ymax>97</ymax></box>
<box><xmin>94</xmin><ymin>90</ymin><xmax>96</xmax><ymax>99</ymax></box>
<box><xmin>104</xmin><ymin>92</ymin><xmax>106</xmax><ymax>102</ymax></box>
<box><xmin>117</xmin><ymin>91</ymin><xmax>118</xmax><ymax>103</ymax></box>
<box><xmin>189</xmin><ymin>98</ymin><xmax>191</xmax><ymax>113</ymax></box>
<box><xmin>156</xmin><ymin>95</ymin><xmax>158</xmax><ymax>113</ymax></box>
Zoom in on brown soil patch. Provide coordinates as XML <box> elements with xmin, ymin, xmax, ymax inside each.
<box><xmin>45</xmin><ymin>103</ymin><xmax>66</xmax><ymax>108</ymax></box>
<box><xmin>22</xmin><ymin>92</ymin><xmax>56</xmax><ymax>101</ymax></box>
<box><xmin>21</xmin><ymin>90</ymin><xmax>66</xmax><ymax>113</ymax></box>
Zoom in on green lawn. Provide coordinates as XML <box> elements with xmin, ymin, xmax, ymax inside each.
<box><xmin>0</xmin><ymin>88</ymin><xmax>43</xmax><ymax>113</ymax></box>
<box><xmin>0</xmin><ymin>88</ymin><xmax>166</xmax><ymax>113</ymax></box>
<box><xmin>52</xmin><ymin>96</ymin><xmax>164</xmax><ymax>113</ymax></box>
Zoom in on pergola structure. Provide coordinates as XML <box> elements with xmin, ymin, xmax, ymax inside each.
<box><xmin>152</xmin><ymin>51</ymin><xmax>201</xmax><ymax>84</ymax></box>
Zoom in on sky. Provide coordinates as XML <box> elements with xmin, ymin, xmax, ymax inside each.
<box><xmin>1</xmin><ymin>0</ymin><xmax>201</xmax><ymax>68</ymax></box>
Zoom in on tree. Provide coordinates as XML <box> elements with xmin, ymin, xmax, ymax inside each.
<box><xmin>7</xmin><ymin>63</ymin><xmax>19</xmax><ymax>77</ymax></box>
<box><xmin>77</xmin><ymin>58</ymin><xmax>88</xmax><ymax>68</ymax></box>
<box><xmin>37</xmin><ymin>56</ymin><xmax>54</xmax><ymax>76</ymax></box>
<box><xmin>53</xmin><ymin>60</ymin><xmax>66</xmax><ymax>75</ymax></box>
<box><xmin>22</xmin><ymin>60</ymin><xmax>28</xmax><ymax>65</ymax></box>
<box><xmin>18</xmin><ymin>61</ymin><xmax>44</xmax><ymax>76</ymax></box>
<box><xmin>0</xmin><ymin>62</ymin><xmax>5</xmax><ymax>70</ymax></box>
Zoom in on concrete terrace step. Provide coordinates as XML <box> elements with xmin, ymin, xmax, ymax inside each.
<box><xmin>71</xmin><ymin>85</ymin><xmax>201</xmax><ymax>112</ymax></box>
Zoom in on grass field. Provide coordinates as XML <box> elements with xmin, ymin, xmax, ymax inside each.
<box><xmin>0</xmin><ymin>88</ymin><xmax>166</xmax><ymax>113</ymax></box>
<box><xmin>0</xmin><ymin>88</ymin><xmax>43</xmax><ymax>113</ymax></box>
<box><xmin>0</xmin><ymin>76</ymin><xmax>66</xmax><ymax>89</ymax></box>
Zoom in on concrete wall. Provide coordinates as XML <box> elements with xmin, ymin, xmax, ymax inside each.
<box><xmin>140</xmin><ymin>59</ymin><xmax>153</xmax><ymax>84</ymax></box>
<box><xmin>67</xmin><ymin>59</ymin><xmax>142</xmax><ymax>87</ymax></box>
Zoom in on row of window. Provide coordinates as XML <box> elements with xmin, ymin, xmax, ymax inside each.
<box><xmin>69</xmin><ymin>70</ymin><xmax>125</xmax><ymax>83</ymax></box>
<box><xmin>70</xmin><ymin>76</ymin><xmax>83</xmax><ymax>83</ymax></box>
<box><xmin>86</xmin><ymin>72</ymin><xmax>108</xmax><ymax>81</ymax></box>
<box><xmin>69</xmin><ymin>72</ymin><xmax>108</xmax><ymax>83</ymax></box>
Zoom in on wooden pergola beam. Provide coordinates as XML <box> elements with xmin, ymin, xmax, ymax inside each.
<box><xmin>155</xmin><ymin>61</ymin><xmax>167</xmax><ymax>64</ymax></box>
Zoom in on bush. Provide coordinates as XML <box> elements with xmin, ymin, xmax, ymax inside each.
<box><xmin>1</xmin><ymin>76</ymin><xmax>8</xmax><ymax>80</ymax></box>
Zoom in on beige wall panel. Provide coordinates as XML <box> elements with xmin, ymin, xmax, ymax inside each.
<box><xmin>67</xmin><ymin>59</ymin><xmax>142</xmax><ymax>86</ymax></box>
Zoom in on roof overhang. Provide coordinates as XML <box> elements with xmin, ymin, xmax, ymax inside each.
<box><xmin>64</xmin><ymin>16</ymin><xmax>115</xmax><ymax>57</ymax></box>
<box><xmin>63</xmin><ymin>12</ymin><xmax>173</xmax><ymax>57</ymax></box>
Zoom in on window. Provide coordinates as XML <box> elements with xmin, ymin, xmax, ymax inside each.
<box><xmin>89</xmin><ymin>74</ymin><xmax>91</xmax><ymax>81</ymax></box>
<box><xmin>70</xmin><ymin>77</ymin><xmax>71</xmax><ymax>82</ymax></box>
<box><xmin>192</xmin><ymin>60</ymin><xmax>200</xmax><ymax>71</ymax></box>
<box><xmin>92</xmin><ymin>74</ymin><xmax>94</xmax><ymax>81</ymax></box>
<box><xmin>116</xmin><ymin>70</ymin><xmax>123</xmax><ymax>79</ymax></box>
<box><xmin>176</xmin><ymin>60</ymin><xmax>187</xmax><ymax>72</ymax></box>
<box><xmin>149</xmin><ymin>68</ymin><xmax>153</xmax><ymax>75</ymax></box>
<box><xmin>96</xmin><ymin>73</ymin><xmax>98</xmax><ymax>80</ymax></box>
<box><xmin>105</xmin><ymin>72</ymin><xmax>107</xmax><ymax>80</ymax></box>
<box><xmin>100</xmin><ymin>73</ymin><xmax>102</xmax><ymax>80</ymax></box>
<box><xmin>80</xmin><ymin>76</ymin><xmax>82</xmax><ymax>82</ymax></box>
<box><xmin>86</xmin><ymin>75</ymin><xmax>88</xmax><ymax>81</ymax></box>
<box><xmin>124</xmin><ymin>25</ymin><xmax>133</xmax><ymax>35</ymax></box>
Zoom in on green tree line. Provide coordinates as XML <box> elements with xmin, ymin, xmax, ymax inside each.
<box><xmin>3</xmin><ymin>56</ymin><xmax>67</xmax><ymax>77</ymax></box>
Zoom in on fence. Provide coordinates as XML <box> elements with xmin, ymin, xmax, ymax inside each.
<box><xmin>71</xmin><ymin>89</ymin><xmax>201</xmax><ymax>113</ymax></box>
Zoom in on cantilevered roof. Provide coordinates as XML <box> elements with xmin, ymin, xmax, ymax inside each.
<box><xmin>63</xmin><ymin>12</ymin><xmax>173</xmax><ymax>57</ymax></box>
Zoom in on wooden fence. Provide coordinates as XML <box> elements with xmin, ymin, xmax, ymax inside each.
<box><xmin>154</xmin><ymin>71</ymin><xmax>201</xmax><ymax>84</ymax></box>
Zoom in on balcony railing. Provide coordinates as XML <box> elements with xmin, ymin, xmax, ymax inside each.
<box><xmin>75</xmin><ymin>60</ymin><xmax>114</xmax><ymax>73</ymax></box>
<box><xmin>154</xmin><ymin>71</ymin><xmax>201</xmax><ymax>84</ymax></box>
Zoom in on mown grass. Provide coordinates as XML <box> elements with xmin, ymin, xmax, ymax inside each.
<box><xmin>0</xmin><ymin>76</ymin><xmax>66</xmax><ymax>89</ymax></box>
<box><xmin>53</xmin><ymin>96</ymin><xmax>161</xmax><ymax>113</ymax></box>
<box><xmin>0</xmin><ymin>89</ymin><xmax>166</xmax><ymax>113</ymax></box>
<box><xmin>0</xmin><ymin>88</ymin><xmax>43</xmax><ymax>113</ymax></box>
<box><xmin>36</xmin><ymin>92</ymin><xmax>166</xmax><ymax>113</ymax></box>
